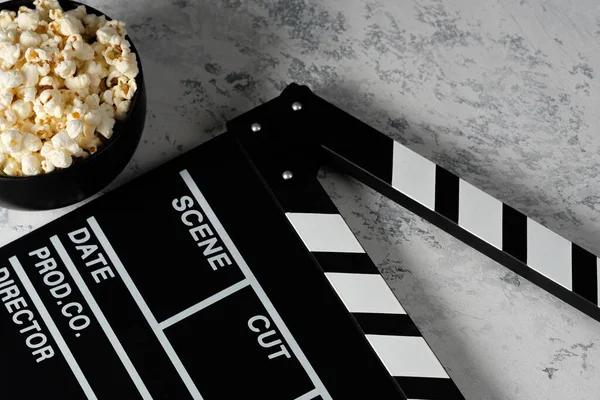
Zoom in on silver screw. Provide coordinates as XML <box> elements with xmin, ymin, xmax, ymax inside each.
<box><xmin>291</xmin><ymin>102</ymin><xmax>303</xmax><ymax>111</ymax></box>
<box><xmin>251</xmin><ymin>123</ymin><xmax>261</xmax><ymax>132</ymax></box>
<box><xmin>282</xmin><ymin>170</ymin><xmax>293</xmax><ymax>180</ymax></box>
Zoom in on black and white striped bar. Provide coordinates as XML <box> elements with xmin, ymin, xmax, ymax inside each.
<box><xmin>388</xmin><ymin>140</ymin><xmax>599</xmax><ymax>306</ymax></box>
<box><xmin>285</xmin><ymin>205</ymin><xmax>464</xmax><ymax>399</ymax></box>
<box><xmin>282</xmin><ymin>84</ymin><xmax>600</xmax><ymax>323</ymax></box>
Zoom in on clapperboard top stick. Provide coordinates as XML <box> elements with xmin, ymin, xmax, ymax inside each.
<box><xmin>0</xmin><ymin>83</ymin><xmax>597</xmax><ymax>399</ymax></box>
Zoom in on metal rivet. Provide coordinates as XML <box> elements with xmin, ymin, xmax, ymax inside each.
<box><xmin>291</xmin><ymin>102</ymin><xmax>303</xmax><ymax>111</ymax></box>
<box><xmin>251</xmin><ymin>123</ymin><xmax>261</xmax><ymax>132</ymax></box>
<box><xmin>282</xmin><ymin>170</ymin><xmax>293</xmax><ymax>180</ymax></box>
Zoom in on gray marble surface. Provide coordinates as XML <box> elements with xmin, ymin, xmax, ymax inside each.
<box><xmin>2</xmin><ymin>0</ymin><xmax>600</xmax><ymax>398</ymax></box>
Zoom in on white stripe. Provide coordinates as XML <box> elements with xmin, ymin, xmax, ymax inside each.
<box><xmin>325</xmin><ymin>273</ymin><xmax>406</xmax><ymax>314</ymax></box>
<box><xmin>391</xmin><ymin>141</ymin><xmax>436</xmax><ymax>209</ymax></box>
<box><xmin>286</xmin><ymin>213</ymin><xmax>364</xmax><ymax>253</ymax></box>
<box><xmin>50</xmin><ymin>236</ymin><xmax>153</xmax><ymax>400</ymax></box>
<box><xmin>180</xmin><ymin>169</ymin><xmax>332</xmax><ymax>400</ymax></box>
<box><xmin>295</xmin><ymin>388</ymin><xmax>320</xmax><ymax>400</ymax></box>
<box><xmin>458</xmin><ymin>180</ymin><xmax>503</xmax><ymax>248</ymax></box>
<box><xmin>366</xmin><ymin>335</ymin><xmax>449</xmax><ymax>378</ymax></box>
<box><xmin>597</xmin><ymin>258</ymin><xmax>600</xmax><ymax>307</ymax></box>
<box><xmin>87</xmin><ymin>217</ymin><xmax>204</xmax><ymax>400</ymax></box>
<box><xmin>9</xmin><ymin>256</ymin><xmax>98</xmax><ymax>400</ymax></box>
<box><xmin>159</xmin><ymin>280</ymin><xmax>249</xmax><ymax>329</ymax></box>
<box><xmin>527</xmin><ymin>218</ymin><xmax>572</xmax><ymax>289</ymax></box>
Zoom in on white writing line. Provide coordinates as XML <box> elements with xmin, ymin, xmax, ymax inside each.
<box><xmin>160</xmin><ymin>279</ymin><xmax>249</xmax><ymax>330</ymax></box>
<box><xmin>9</xmin><ymin>256</ymin><xmax>98</xmax><ymax>400</ymax></box>
<box><xmin>86</xmin><ymin>217</ymin><xmax>204</xmax><ymax>400</ymax></box>
<box><xmin>50</xmin><ymin>236</ymin><xmax>154</xmax><ymax>400</ymax></box>
<box><xmin>295</xmin><ymin>388</ymin><xmax>320</xmax><ymax>400</ymax></box>
<box><xmin>179</xmin><ymin>169</ymin><xmax>333</xmax><ymax>400</ymax></box>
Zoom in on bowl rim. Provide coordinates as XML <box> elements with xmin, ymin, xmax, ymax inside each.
<box><xmin>0</xmin><ymin>0</ymin><xmax>144</xmax><ymax>181</ymax></box>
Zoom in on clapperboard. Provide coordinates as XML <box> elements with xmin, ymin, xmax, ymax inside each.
<box><xmin>1</xmin><ymin>83</ymin><xmax>599</xmax><ymax>400</ymax></box>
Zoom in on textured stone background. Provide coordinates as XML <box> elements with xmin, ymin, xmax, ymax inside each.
<box><xmin>2</xmin><ymin>1</ymin><xmax>600</xmax><ymax>398</ymax></box>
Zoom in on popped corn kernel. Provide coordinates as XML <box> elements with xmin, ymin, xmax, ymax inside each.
<box><xmin>20</xmin><ymin>62</ymin><xmax>39</xmax><ymax>87</ymax></box>
<box><xmin>17</xmin><ymin>8</ymin><xmax>40</xmax><ymax>32</ymax></box>
<box><xmin>1</xmin><ymin>128</ymin><xmax>22</xmax><ymax>152</ymax></box>
<box><xmin>11</xmin><ymin>99</ymin><xmax>33</xmax><ymax>120</ymax></box>
<box><xmin>0</xmin><ymin>70</ymin><xmax>23</xmax><ymax>89</ymax></box>
<box><xmin>19</xmin><ymin>30</ymin><xmax>42</xmax><ymax>48</ymax></box>
<box><xmin>66</xmin><ymin>119</ymin><xmax>83</xmax><ymax>139</ymax></box>
<box><xmin>22</xmin><ymin>132</ymin><xmax>42</xmax><ymax>151</ymax></box>
<box><xmin>21</xmin><ymin>153</ymin><xmax>41</xmax><ymax>175</ymax></box>
<box><xmin>0</xmin><ymin>91</ymin><xmax>13</xmax><ymax>108</ymax></box>
<box><xmin>46</xmin><ymin>147</ymin><xmax>71</xmax><ymax>168</ymax></box>
<box><xmin>115</xmin><ymin>100</ymin><xmax>131</xmax><ymax>121</ymax></box>
<box><xmin>3</xmin><ymin>156</ymin><xmax>21</xmax><ymax>176</ymax></box>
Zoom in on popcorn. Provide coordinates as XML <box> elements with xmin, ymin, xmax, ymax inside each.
<box><xmin>37</xmin><ymin>62</ymin><xmax>51</xmax><ymax>76</ymax></box>
<box><xmin>0</xmin><ymin>70</ymin><xmax>23</xmax><ymax>89</ymax></box>
<box><xmin>64</xmin><ymin>35</ymin><xmax>94</xmax><ymax>60</ymax></box>
<box><xmin>22</xmin><ymin>132</ymin><xmax>42</xmax><ymax>151</ymax></box>
<box><xmin>66</xmin><ymin>119</ymin><xmax>83</xmax><ymax>139</ymax></box>
<box><xmin>77</xmin><ymin>134</ymin><xmax>100</xmax><ymax>153</ymax></box>
<box><xmin>21</xmin><ymin>63</ymin><xmax>39</xmax><ymax>87</ymax></box>
<box><xmin>0</xmin><ymin>91</ymin><xmax>13</xmax><ymax>108</ymax></box>
<box><xmin>0</xmin><ymin>28</ymin><xmax>17</xmax><ymax>44</ymax></box>
<box><xmin>115</xmin><ymin>52</ymin><xmax>139</xmax><ymax>79</ymax></box>
<box><xmin>39</xmin><ymin>89</ymin><xmax>62</xmax><ymax>117</ymax></box>
<box><xmin>41</xmin><ymin>158</ymin><xmax>54</xmax><ymax>173</ymax></box>
<box><xmin>59</xmin><ymin>15</ymin><xmax>84</xmax><ymax>36</ymax></box>
<box><xmin>84</xmin><ymin>93</ymin><xmax>100</xmax><ymax>109</ymax></box>
<box><xmin>11</xmin><ymin>99</ymin><xmax>33</xmax><ymax>120</ymax></box>
<box><xmin>19</xmin><ymin>30</ymin><xmax>41</xmax><ymax>48</ymax></box>
<box><xmin>0</xmin><ymin>43</ymin><xmax>22</xmax><ymax>69</ymax></box>
<box><xmin>83</xmin><ymin>14</ymin><xmax>106</xmax><ymax>36</ymax></box>
<box><xmin>113</xmin><ymin>76</ymin><xmax>136</xmax><ymax>100</ymax></box>
<box><xmin>0</xmin><ymin>109</ymin><xmax>17</xmax><ymax>130</ymax></box>
<box><xmin>96</xmin><ymin>25</ymin><xmax>117</xmax><ymax>45</ymax></box>
<box><xmin>33</xmin><ymin>1</ymin><xmax>61</xmax><ymax>21</ymax></box>
<box><xmin>1</xmin><ymin>128</ymin><xmax>22</xmax><ymax>152</ymax></box>
<box><xmin>83</xmin><ymin>108</ymin><xmax>102</xmax><ymax>126</ymax></box>
<box><xmin>106</xmin><ymin>69</ymin><xmax>121</xmax><ymax>88</ymax></box>
<box><xmin>25</xmin><ymin>47</ymin><xmax>48</xmax><ymax>62</ymax></box>
<box><xmin>51</xmin><ymin>130</ymin><xmax>73</xmax><ymax>149</ymax></box>
<box><xmin>115</xmin><ymin>100</ymin><xmax>131</xmax><ymax>121</ymax></box>
<box><xmin>21</xmin><ymin>153</ymin><xmax>41</xmax><ymax>175</ymax></box>
<box><xmin>3</xmin><ymin>156</ymin><xmax>21</xmax><ymax>176</ymax></box>
<box><xmin>64</xmin><ymin>73</ymin><xmax>91</xmax><ymax>91</ymax></box>
<box><xmin>39</xmin><ymin>75</ymin><xmax>59</xmax><ymax>89</ymax></box>
<box><xmin>40</xmin><ymin>141</ymin><xmax>53</xmax><ymax>157</ymax></box>
<box><xmin>0</xmin><ymin>11</ymin><xmax>16</xmax><ymax>30</ymax></box>
<box><xmin>46</xmin><ymin>148</ymin><xmax>71</xmax><ymax>168</ymax></box>
<box><xmin>0</xmin><ymin>1</ymin><xmax>139</xmax><ymax>176</ymax></box>
<box><xmin>102</xmin><ymin>89</ymin><xmax>113</xmax><ymax>105</ymax></box>
<box><xmin>17</xmin><ymin>8</ymin><xmax>40</xmax><ymax>32</ymax></box>
<box><xmin>66</xmin><ymin>6</ymin><xmax>87</xmax><ymax>22</ymax></box>
<box><xmin>55</xmin><ymin>59</ymin><xmax>76</xmax><ymax>79</ymax></box>
<box><xmin>96</xmin><ymin>112</ymin><xmax>115</xmax><ymax>139</ymax></box>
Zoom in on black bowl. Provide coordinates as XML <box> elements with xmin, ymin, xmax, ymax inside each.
<box><xmin>0</xmin><ymin>0</ymin><xmax>146</xmax><ymax>210</ymax></box>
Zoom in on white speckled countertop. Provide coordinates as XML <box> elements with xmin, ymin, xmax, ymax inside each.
<box><xmin>2</xmin><ymin>1</ymin><xmax>600</xmax><ymax>398</ymax></box>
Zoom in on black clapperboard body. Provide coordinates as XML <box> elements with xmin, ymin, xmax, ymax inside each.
<box><xmin>1</xmin><ymin>84</ymin><xmax>598</xmax><ymax>400</ymax></box>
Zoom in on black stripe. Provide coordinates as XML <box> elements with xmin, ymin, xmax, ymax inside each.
<box><xmin>395</xmin><ymin>376</ymin><xmax>465</xmax><ymax>400</ymax></box>
<box><xmin>502</xmin><ymin>204</ymin><xmax>527</xmax><ymax>263</ymax></box>
<box><xmin>572</xmin><ymin>244</ymin><xmax>598</xmax><ymax>304</ymax></box>
<box><xmin>353</xmin><ymin>313</ymin><xmax>421</xmax><ymax>336</ymax></box>
<box><xmin>277</xmin><ymin>177</ymin><xmax>340</xmax><ymax>214</ymax></box>
<box><xmin>434</xmin><ymin>166</ymin><xmax>459</xmax><ymax>222</ymax></box>
<box><xmin>313</xmin><ymin>252</ymin><xmax>380</xmax><ymax>274</ymax></box>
